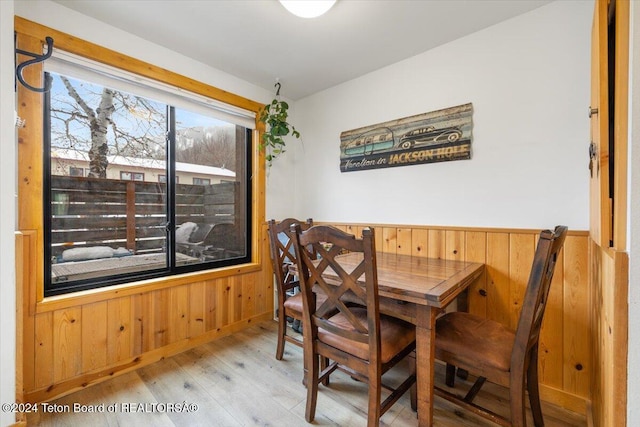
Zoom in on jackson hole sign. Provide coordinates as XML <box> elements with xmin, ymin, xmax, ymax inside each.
<box><xmin>339</xmin><ymin>103</ymin><xmax>473</xmax><ymax>172</ymax></box>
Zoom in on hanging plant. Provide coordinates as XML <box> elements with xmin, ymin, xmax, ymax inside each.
<box><xmin>258</xmin><ymin>82</ymin><xmax>301</xmax><ymax>167</ymax></box>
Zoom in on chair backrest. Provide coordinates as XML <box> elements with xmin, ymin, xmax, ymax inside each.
<box><xmin>512</xmin><ymin>225</ymin><xmax>568</xmax><ymax>365</ymax></box>
<box><xmin>268</xmin><ymin>218</ymin><xmax>314</xmax><ymax>294</ymax></box>
<box><xmin>292</xmin><ymin>225</ymin><xmax>381</xmax><ymax>357</ymax></box>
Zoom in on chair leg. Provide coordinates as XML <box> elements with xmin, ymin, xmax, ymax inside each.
<box><xmin>275</xmin><ymin>309</ymin><xmax>287</xmax><ymax>360</ymax></box>
<box><xmin>510</xmin><ymin>365</ymin><xmax>527</xmax><ymax>427</ymax></box>
<box><xmin>445</xmin><ymin>363</ymin><xmax>456</xmax><ymax>387</ymax></box>
<box><xmin>305</xmin><ymin>353</ymin><xmax>319</xmax><ymax>423</ymax></box>
<box><xmin>320</xmin><ymin>356</ymin><xmax>330</xmax><ymax>386</ymax></box>
<box><xmin>367</xmin><ymin>374</ymin><xmax>382</xmax><ymax>427</ymax></box>
<box><xmin>527</xmin><ymin>348</ymin><xmax>545</xmax><ymax>427</ymax></box>
<box><xmin>409</xmin><ymin>352</ymin><xmax>417</xmax><ymax>411</ymax></box>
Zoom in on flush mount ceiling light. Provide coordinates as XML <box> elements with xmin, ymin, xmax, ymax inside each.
<box><xmin>279</xmin><ymin>0</ymin><xmax>336</xmax><ymax>18</ymax></box>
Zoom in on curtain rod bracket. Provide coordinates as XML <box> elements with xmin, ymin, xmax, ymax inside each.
<box><xmin>15</xmin><ymin>35</ymin><xmax>54</xmax><ymax>93</ymax></box>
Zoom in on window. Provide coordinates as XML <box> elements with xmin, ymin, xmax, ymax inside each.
<box><xmin>44</xmin><ymin>51</ymin><xmax>254</xmax><ymax>296</ymax></box>
<box><xmin>158</xmin><ymin>175</ymin><xmax>179</xmax><ymax>183</ymax></box>
<box><xmin>120</xmin><ymin>171</ymin><xmax>145</xmax><ymax>181</ymax></box>
<box><xmin>193</xmin><ymin>177</ymin><xmax>211</xmax><ymax>185</ymax></box>
<box><xmin>69</xmin><ymin>166</ymin><xmax>85</xmax><ymax>177</ymax></box>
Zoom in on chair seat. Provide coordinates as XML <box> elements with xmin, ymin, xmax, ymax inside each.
<box><xmin>436</xmin><ymin>311</ymin><xmax>515</xmax><ymax>372</ymax></box>
<box><xmin>283</xmin><ymin>291</ymin><xmax>328</xmax><ymax>318</ymax></box>
<box><xmin>320</xmin><ymin>307</ymin><xmax>416</xmax><ymax>363</ymax></box>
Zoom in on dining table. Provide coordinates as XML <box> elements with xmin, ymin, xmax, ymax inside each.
<box><xmin>296</xmin><ymin>251</ymin><xmax>485</xmax><ymax>426</ymax></box>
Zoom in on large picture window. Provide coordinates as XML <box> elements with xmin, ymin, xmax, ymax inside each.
<box><xmin>44</xmin><ymin>52</ymin><xmax>254</xmax><ymax>296</ymax></box>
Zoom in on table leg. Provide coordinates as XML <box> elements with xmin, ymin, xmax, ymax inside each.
<box><xmin>416</xmin><ymin>305</ymin><xmax>439</xmax><ymax>426</ymax></box>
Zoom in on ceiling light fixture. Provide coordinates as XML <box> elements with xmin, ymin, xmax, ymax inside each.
<box><xmin>279</xmin><ymin>0</ymin><xmax>336</xmax><ymax>19</ymax></box>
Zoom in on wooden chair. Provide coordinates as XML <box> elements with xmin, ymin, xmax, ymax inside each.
<box><xmin>291</xmin><ymin>225</ymin><xmax>416</xmax><ymax>427</ymax></box>
<box><xmin>267</xmin><ymin>218</ymin><xmax>317</xmax><ymax>360</ymax></box>
<box><xmin>433</xmin><ymin>225</ymin><xmax>568</xmax><ymax>427</ymax></box>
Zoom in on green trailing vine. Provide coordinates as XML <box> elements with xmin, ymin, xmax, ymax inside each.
<box><xmin>258</xmin><ymin>83</ymin><xmax>300</xmax><ymax>167</ymax></box>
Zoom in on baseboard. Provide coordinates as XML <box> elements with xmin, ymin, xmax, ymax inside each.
<box><xmin>540</xmin><ymin>383</ymin><xmax>588</xmax><ymax>415</ymax></box>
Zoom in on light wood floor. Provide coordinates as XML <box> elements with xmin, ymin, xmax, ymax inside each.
<box><xmin>27</xmin><ymin>320</ymin><xmax>587</xmax><ymax>426</ymax></box>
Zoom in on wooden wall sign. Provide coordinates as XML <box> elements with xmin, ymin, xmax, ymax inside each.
<box><xmin>339</xmin><ymin>103</ymin><xmax>473</xmax><ymax>172</ymax></box>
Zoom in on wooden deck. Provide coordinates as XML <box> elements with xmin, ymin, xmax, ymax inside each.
<box><xmin>51</xmin><ymin>252</ymin><xmax>198</xmax><ymax>282</ymax></box>
<box><xmin>26</xmin><ymin>320</ymin><xmax>587</xmax><ymax>426</ymax></box>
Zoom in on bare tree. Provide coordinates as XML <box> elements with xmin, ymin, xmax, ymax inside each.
<box><xmin>51</xmin><ymin>74</ymin><xmax>166</xmax><ymax>178</ymax></box>
<box><xmin>59</xmin><ymin>77</ymin><xmax>113</xmax><ymax>178</ymax></box>
<box><xmin>176</xmin><ymin>126</ymin><xmax>236</xmax><ymax>170</ymax></box>
<box><xmin>51</xmin><ymin>73</ymin><xmax>236</xmax><ymax>177</ymax></box>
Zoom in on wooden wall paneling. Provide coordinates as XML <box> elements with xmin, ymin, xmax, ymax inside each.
<box><xmin>485</xmin><ymin>233</ymin><xmax>510</xmax><ymax>325</ymax></box>
<box><xmin>260</xmin><ymin>222</ymin><xmax>273</xmax><ymax>318</ymax></box>
<box><xmin>464</xmin><ymin>231</ymin><xmax>487</xmax><ymax>318</ymax></box>
<box><xmin>396</xmin><ymin>228</ymin><xmax>413</xmax><ymax>255</ymax></box>
<box><xmin>255</xmin><ymin>270</ymin><xmax>269</xmax><ymax>316</ymax></box>
<box><xmin>15</xmin><ymin>233</ymin><xmax>25</xmax><ymax>421</ymax></box>
<box><xmin>230</xmin><ymin>276</ymin><xmax>242</xmax><ymax>324</ymax></box>
<box><xmin>563</xmin><ymin>235</ymin><xmax>590</xmax><ymax>397</ymax></box>
<box><xmin>18</xmin><ymin>231</ymin><xmax>37</xmax><ymax>393</ymax></box>
<box><xmin>538</xmin><ymin>239</ymin><xmax>564</xmax><ymax>390</ymax></box>
<box><xmin>130</xmin><ymin>294</ymin><xmax>144</xmax><ymax>357</ymax></box>
<box><xmin>508</xmin><ymin>233</ymin><xmax>536</xmax><ymax>329</ymax></box>
<box><xmin>411</xmin><ymin>229</ymin><xmax>429</xmax><ymax>258</ymax></box>
<box><xmin>381</xmin><ymin>227</ymin><xmax>398</xmax><ymax>254</ymax></box>
<box><xmin>589</xmin><ymin>240</ymin><xmax>603</xmax><ymax>424</ymax></box>
<box><xmin>600</xmin><ymin>249</ymin><xmax>614</xmax><ymax>424</ymax></box>
<box><xmin>427</xmin><ymin>229</ymin><xmax>445</xmax><ymax>259</ymax></box>
<box><xmin>590</xmin><ymin>247</ymin><xmax>628</xmax><ymax>426</ymax></box>
<box><xmin>217</xmin><ymin>277</ymin><xmax>230</xmax><ymax>328</ymax></box>
<box><xmin>153</xmin><ymin>289</ymin><xmax>170</xmax><ymax>348</ymax></box>
<box><xmin>444</xmin><ymin>230</ymin><xmax>464</xmax><ymax>261</ymax></box>
<box><xmin>33</xmin><ymin>312</ymin><xmax>53</xmax><ymax>390</ymax></box>
<box><xmin>374</xmin><ymin>226</ymin><xmax>383</xmax><ymax>251</ymax></box>
<box><xmin>611</xmin><ymin>250</ymin><xmax>629</xmax><ymax>426</ymax></box>
<box><xmin>168</xmin><ymin>285</ymin><xmax>189</xmax><ymax>343</ymax></box>
<box><xmin>16</xmin><ymin>35</ymin><xmax>45</xmax><ymax>305</ymax></box>
<box><xmin>345</xmin><ymin>224</ymin><xmax>363</xmax><ymax>239</ymax></box>
<box><xmin>107</xmin><ymin>297</ymin><xmax>133</xmax><ymax>365</ymax></box>
<box><xmin>205</xmin><ymin>280</ymin><xmax>219</xmax><ymax>332</ymax></box>
<box><xmin>53</xmin><ymin>308</ymin><xmax>82</xmax><ymax>383</ymax></box>
<box><xmin>241</xmin><ymin>274</ymin><xmax>256</xmax><ymax>319</ymax></box>
<box><xmin>189</xmin><ymin>281</ymin><xmax>206</xmax><ymax>338</ymax></box>
<box><xmin>81</xmin><ymin>301</ymin><xmax>108</xmax><ymax>373</ymax></box>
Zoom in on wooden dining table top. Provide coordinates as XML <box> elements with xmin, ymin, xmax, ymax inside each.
<box><xmin>316</xmin><ymin>251</ymin><xmax>484</xmax><ymax>308</ymax></box>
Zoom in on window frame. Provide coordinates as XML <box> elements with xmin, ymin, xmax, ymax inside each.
<box><xmin>15</xmin><ymin>18</ymin><xmax>266</xmax><ymax>305</ymax></box>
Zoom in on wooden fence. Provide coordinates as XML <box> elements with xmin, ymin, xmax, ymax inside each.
<box><xmin>50</xmin><ymin>176</ymin><xmax>237</xmax><ymax>257</ymax></box>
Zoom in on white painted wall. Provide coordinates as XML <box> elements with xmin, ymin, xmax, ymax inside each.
<box><xmin>0</xmin><ymin>1</ymin><xmax>16</xmax><ymax>425</ymax></box>
<box><xmin>627</xmin><ymin>2</ymin><xmax>640</xmax><ymax>425</ymax></box>
<box><xmin>290</xmin><ymin>1</ymin><xmax>592</xmax><ymax>230</ymax></box>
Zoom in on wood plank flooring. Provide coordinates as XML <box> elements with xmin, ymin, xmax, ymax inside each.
<box><xmin>26</xmin><ymin>320</ymin><xmax>587</xmax><ymax>426</ymax></box>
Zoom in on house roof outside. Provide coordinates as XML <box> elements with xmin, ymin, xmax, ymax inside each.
<box><xmin>51</xmin><ymin>148</ymin><xmax>236</xmax><ymax>178</ymax></box>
